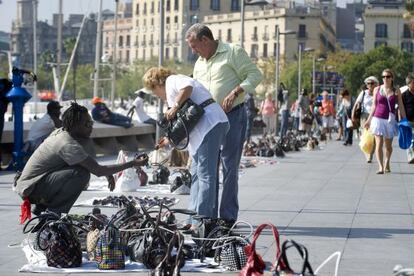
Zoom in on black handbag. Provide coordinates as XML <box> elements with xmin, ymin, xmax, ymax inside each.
<box><xmin>301</xmin><ymin>111</ymin><xmax>314</xmax><ymax>125</ymax></box>
<box><xmin>273</xmin><ymin>239</ymin><xmax>315</xmax><ymax>276</ymax></box>
<box><xmin>158</xmin><ymin>98</ymin><xmax>215</xmax><ymax>150</ymax></box>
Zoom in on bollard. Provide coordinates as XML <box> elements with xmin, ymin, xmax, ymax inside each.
<box><xmin>6</xmin><ymin>67</ymin><xmax>34</xmax><ymax>171</ymax></box>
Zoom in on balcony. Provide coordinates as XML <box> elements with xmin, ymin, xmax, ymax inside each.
<box><xmin>262</xmin><ymin>33</ymin><xmax>269</xmax><ymax>41</ymax></box>
<box><xmin>148</xmin><ymin>40</ymin><xmax>154</xmax><ymax>46</ymax></box>
<box><xmin>251</xmin><ymin>34</ymin><xmax>258</xmax><ymax>41</ymax></box>
<box><xmin>141</xmin><ymin>41</ymin><xmax>146</xmax><ymax>46</ymax></box>
<box><xmin>297</xmin><ymin>32</ymin><xmax>308</xmax><ymax>39</ymax></box>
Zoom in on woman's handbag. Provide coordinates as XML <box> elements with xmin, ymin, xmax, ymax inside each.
<box><xmin>35</xmin><ymin>216</ymin><xmax>83</xmax><ymax>268</ymax></box>
<box><xmin>239</xmin><ymin>223</ymin><xmax>285</xmax><ymax>276</ymax></box>
<box><xmin>301</xmin><ymin>111</ymin><xmax>314</xmax><ymax>125</ymax></box>
<box><xmin>273</xmin><ymin>239</ymin><xmax>315</xmax><ymax>276</ymax></box>
<box><xmin>95</xmin><ymin>224</ymin><xmax>125</xmax><ymax>270</ymax></box>
<box><xmin>158</xmin><ymin>98</ymin><xmax>215</xmax><ymax>150</ymax></box>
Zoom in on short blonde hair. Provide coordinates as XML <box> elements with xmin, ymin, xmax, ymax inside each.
<box><xmin>142</xmin><ymin>67</ymin><xmax>174</xmax><ymax>90</ymax></box>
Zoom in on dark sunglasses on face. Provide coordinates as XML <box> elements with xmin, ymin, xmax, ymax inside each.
<box><xmin>366</xmin><ymin>82</ymin><xmax>374</xmax><ymax>85</ymax></box>
<box><xmin>382</xmin><ymin>75</ymin><xmax>392</xmax><ymax>79</ymax></box>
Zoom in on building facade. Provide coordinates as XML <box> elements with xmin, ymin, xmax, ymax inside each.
<box><xmin>203</xmin><ymin>4</ymin><xmax>336</xmax><ymax>63</ymax></box>
<box><xmin>10</xmin><ymin>0</ymin><xmax>98</xmax><ymax>68</ymax></box>
<box><xmin>102</xmin><ymin>2</ymin><xmax>133</xmax><ymax>65</ymax></box>
<box><xmin>364</xmin><ymin>0</ymin><xmax>413</xmax><ymax>53</ymax></box>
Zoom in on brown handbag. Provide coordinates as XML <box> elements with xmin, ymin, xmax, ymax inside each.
<box><xmin>239</xmin><ymin>223</ymin><xmax>286</xmax><ymax>276</ymax></box>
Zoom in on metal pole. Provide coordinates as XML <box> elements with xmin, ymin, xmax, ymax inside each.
<box><xmin>312</xmin><ymin>54</ymin><xmax>315</xmax><ymax>94</ymax></box>
<box><xmin>111</xmin><ymin>0</ymin><xmax>119</xmax><ymax>108</ymax></box>
<box><xmin>274</xmin><ymin>26</ymin><xmax>279</xmax><ymax>136</ymax></box>
<box><xmin>241</xmin><ymin>0</ymin><xmax>245</xmax><ymax>48</ymax></box>
<box><xmin>93</xmin><ymin>0</ymin><xmax>103</xmax><ymax>98</ymax></box>
<box><xmin>156</xmin><ymin>0</ymin><xmax>165</xmax><ymax>142</ymax></box>
<box><xmin>56</xmin><ymin>0</ymin><xmax>62</xmax><ymax>92</ymax></box>
<box><xmin>32</xmin><ymin>0</ymin><xmax>38</xmax><ymax>117</ymax></box>
<box><xmin>298</xmin><ymin>44</ymin><xmax>302</xmax><ymax>98</ymax></box>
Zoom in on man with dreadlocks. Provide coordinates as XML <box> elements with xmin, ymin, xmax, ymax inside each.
<box><xmin>15</xmin><ymin>102</ymin><xmax>148</xmax><ymax>217</ymax></box>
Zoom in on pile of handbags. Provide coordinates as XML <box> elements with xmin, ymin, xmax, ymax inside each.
<box><xmin>23</xmin><ymin>202</ymin><xmax>330</xmax><ymax>275</ymax></box>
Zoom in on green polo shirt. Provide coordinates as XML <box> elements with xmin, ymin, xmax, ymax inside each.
<box><xmin>193</xmin><ymin>41</ymin><xmax>263</xmax><ymax>109</ymax></box>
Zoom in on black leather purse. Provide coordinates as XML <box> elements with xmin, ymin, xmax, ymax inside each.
<box><xmin>158</xmin><ymin>98</ymin><xmax>215</xmax><ymax>150</ymax></box>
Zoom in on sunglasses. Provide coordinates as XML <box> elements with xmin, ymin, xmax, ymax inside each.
<box><xmin>366</xmin><ymin>82</ymin><xmax>375</xmax><ymax>85</ymax></box>
<box><xmin>382</xmin><ymin>75</ymin><xmax>392</xmax><ymax>79</ymax></box>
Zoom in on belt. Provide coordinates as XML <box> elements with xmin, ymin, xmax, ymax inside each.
<box><xmin>227</xmin><ymin>103</ymin><xmax>244</xmax><ymax>113</ymax></box>
<box><xmin>200</xmin><ymin>98</ymin><xmax>215</xmax><ymax>108</ymax></box>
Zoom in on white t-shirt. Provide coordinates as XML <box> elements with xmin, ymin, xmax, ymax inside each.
<box><xmin>27</xmin><ymin>113</ymin><xmax>56</xmax><ymax>141</ymax></box>
<box><xmin>132</xmin><ymin>96</ymin><xmax>152</xmax><ymax>123</ymax></box>
<box><xmin>165</xmin><ymin>74</ymin><xmax>228</xmax><ymax>156</ymax></box>
<box><xmin>356</xmin><ymin>89</ymin><xmax>373</xmax><ymax>114</ymax></box>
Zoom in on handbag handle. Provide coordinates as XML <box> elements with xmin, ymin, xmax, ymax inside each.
<box><xmin>249</xmin><ymin>223</ymin><xmax>286</xmax><ymax>271</ymax></box>
<box><xmin>275</xmin><ymin>239</ymin><xmax>314</xmax><ymax>275</ymax></box>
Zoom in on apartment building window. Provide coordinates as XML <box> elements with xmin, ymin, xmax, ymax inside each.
<box><xmin>263</xmin><ymin>43</ymin><xmax>268</xmax><ymax>58</ymax></box>
<box><xmin>273</xmin><ymin>43</ymin><xmax>277</xmax><ymax>57</ymax></box>
<box><xmin>166</xmin><ymin>33</ymin><xmax>170</xmax><ymax>44</ymax></box>
<box><xmin>252</xmin><ymin>27</ymin><xmax>258</xmax><ymax>41</ymax></box>
<box><xmin>374</xmin><ymin>41</ymin><xmax>387</xmax><ymax>48</ymax></box>
<box><xmin>274</xmin><ymin>25</ymin><xmax>278</xmax><ymax>39</ymax></box>
<box><xmin>143</xmin><ymin>19</ymin><xmax>146</xmax><ymax>26</ymax></box>
<box><xmin>126</xmin><ymin>35</ymin><xmax>130</xmax><ymax>47</ymax></box>
<box><xmin>166</xmin><ymin>48</ymin><xmax>170</xmax><ymax>59</ymax></box>
<box><xmin>174</xmin><ymin>16</ymin><xmax>178</xmax><ymax>23</ymax></box>
<box><xmin>135</xmin><ymin>50</ymin><xmax>138</xmax><ymax>58</ymax></box>
<box><xmin>143</xmin><ymin>35</ymin><xmax>146</xmax><ymax>46</ymax></box>
<box><xmin>136</xmin><ymin>20</ymin><xmax>139</xmax><ymax>27</ymax></box>
<box><xmin>126</xmin><ymin>50</ymin><xmax>130</xmax><ymax>63</ymax></box>
<box><xmin>166</xmin><ymin>0</ymin><xmax>171</xmax><ymax>11</ymax></box>
<box><xmin>263</xmin><ymin>25</ymin><xmax>269</xmax><ymax>40</ymax></box>
<box><xmin>119</xmin><ymin>36</ymin><xmax>123</xmax><ymax>47</ymax></box>
<box><xmin>174</xmin><ymin>0</ymin><xmax>179</xmax><ymax>10</ymax></box>
<box><xmin>135</xmin><ymin>36</ymin><xmax>138</xmax><ymax>46</ymax></box>
<box><xmin>211</xmin><ymin>0</ymin><xmax>220</xmax><ymax>11</ymax></box>
<box><xmin>143</xmin><ymin>3</ymin><xmax>147</xmax><ymax>14</ymax></box>
<box><xmin>227</xmin><ymin>29</ymin><xmax>232</xmax><ymax>42</ymax></box>
<box><xmin>375</xmin><ymin>24</ymin><xmax>388</xmax><ymax>38</ymax></box>
<box><xmin>105</xmin><ymin>37</ymin><xmax>109</xmax><ymax>47</ymax></box>
<box><xmin>151</xmin><ymin>49</ymin><xmax>154</xmax><ymax>58</ymax></box>
<box><xmin>143</xmin><ymin>49</ymin><xmax>146</xmax><ymax>60</ymax></box>
<box><xmin>173</xmin><ymin>47</ymin><xmax>178</xmax><ymax>59</ymax></box>
<box><xmin>174</xmin><ymin>32</ymin><xmax>178</xmax><ymax>43</ymax></box>
<box><xmin>151</xmin><ymin>18</ymin><xmax>154</xmax><ymax>26</ymax></box>
<box><xmin>403</xmin><ymin>24</ymin><xmax>412</xmax><ymax>38</ymax></box>
<box><xmin>218</xmin><ymin>29</ymin><xmax>222</xmax><ymax>40</ymax></box>
<box><xmin>151</xmin><ymin>1</ymin><xmax>154</xmax><ymax>13</ymax></box>
<box><xmin>401</xmin><ymin>41</ymin><xmax>414</xmax><ymax>53</ymax></box>
<box><xmin>118</xmin><ymin>51</ymin><xmax>122</xmax><ymax>61</ymax></box>
<box><xmin>250</xmin><ymin>44</ymin><xmax>258</xmax><ymax>59</ymax></box>
<box><xmin>190</xmin><ymin>0</ymin><xmax>199</xmax><ymax>11</ymax></box>
<box><xmin>231</xmin><ymin>0</ymin><xmax>240</xmax><ymax>11</ymax></box>
<box><xmin>298</xmin><ymin>24</ymin><xmax>306</xmax><ymax>38</ymax></box>
<box><xmin>136</xmin><ymin>4</ymin><xmax>139</xmax><ymax>15</ymax></box>
<box><xmin>166</xmin><ymin>17</ymin><xmax>170</xmax><ymax>24</ymax></box>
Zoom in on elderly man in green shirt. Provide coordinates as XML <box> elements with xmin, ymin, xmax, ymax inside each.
<box><xmin>186</xmin><ymin>23</ymin><xmax>263</xmax><ymax>226</ymax></box>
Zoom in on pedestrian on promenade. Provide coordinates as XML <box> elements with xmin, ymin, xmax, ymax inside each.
<box><xmin>352</xmin><ymin>76</ymin><xmax>378</xmax><ymax>162</ymax></box>
<box><xmin>290</xmin><ymin>99</ymin><xmax>300</xmax><ymax>132</ymax></box>
<box><xmin>401</xmin><ymin>73</ymin><xmax>414</xmax><ymax>163</ymax></box>
<box><xmin>0</xmin><ymin>78</ymin><xmax>12</xmax><ymax>169</ymax></box>
<box><xmin>319</xmin><ymin>90</ymin><xmax>335</xmax><ymax>140</ymax></box>
<box><xmin>298</xmin><ymin>89</ymin><xmax>313</xmax><ymax>136</ymax></box>
<box><xmin>142</xmin><ymin>67</ymin><xmax>229</xmax><ymax>226</ymax></box>
<box><xmin>24</xmin><ymin>101</ymin><xmax>63</xmax><ymax>154</ymax></box>
<box><xmin>335</xmin><ymin>93</ymin><xmax>344</xmax><ymax>141</ymax></box>
<box><xmin>259</xmin><ymin>92</ymin><xmax>277</xmax><ymax>135</ymax></box>
<box><xmin>364</xmin><ymin>69</ymin><xmax>406</xmax><ymax>174</ymax></box>
<box><xmin>185</xmin><ymin>23</ymin><xmax>262</xmax><ymax>226</ymax></box>
<box><xmin>127</xmin><ymin>90</ymin><xmax>156</xmax><ymax>126</ymax></box>
<box><xmin>91</xmin><ymin>97</ymin><xmax>132</xmax><ymax>128</ymax></box>
<box><xmin>338</xmin><ymin>89</ymin><xmax>353</xmax><ymax>146</ymax></box>
<box><xmin>245</xmin><ymin>92</ymin><xmax>258</xmax><ymax>142</ymax></box>
<box><xmin>14</xmin><ymin>102</ymin><xmax>148</xmax><ymax>216</ymax></box>
<box><xmin>279</xmin><ymin>89</ymin><xmax>290</xmax><ymax>137</ymax></box>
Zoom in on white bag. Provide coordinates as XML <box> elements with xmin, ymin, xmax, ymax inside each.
<box><xmin>346</xmin><ymin>118</ymin><xmax>353</xmax><ymax>129</ymax></box>
<box><xmin>388</xmin><ymin>113</ymin><xmax>396</xmax><ymax>123</ymax></box>
<box><xmin>114</xmin><ymin>150</ymin><xmax>140</xmax><ymax>192</ymax></box>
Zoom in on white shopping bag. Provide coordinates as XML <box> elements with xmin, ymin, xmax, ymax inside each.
<box><xmin>114</xmin><ymin>150</ymin><xmax>141</xmax><ymax>192</ymax></box>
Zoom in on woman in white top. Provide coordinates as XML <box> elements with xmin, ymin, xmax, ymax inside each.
<box><xmin>142</xmin><ymin>67</ymin><xmax>229</xmax><ymax>225</ymax></box>
<box><xmin>352</xmin><ymin>76</ymin><xmax>378</xmax><ymax>162</ymax></box>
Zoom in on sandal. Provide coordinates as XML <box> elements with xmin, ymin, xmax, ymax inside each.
<box><xmin>376</xmin><ymin>170</ymin><xmax>384</xmax><ymax>174</ymax></box>
<box><xmin>385</xmin><ymin>168</ymin><xmax>391</xmax><ymax>173</ymax></box>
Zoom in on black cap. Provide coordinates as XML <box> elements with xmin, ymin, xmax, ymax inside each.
<box><xmin>47</xmin><ymin>101</ymin><xmax>63</xmax><ymax>113</ymax></box>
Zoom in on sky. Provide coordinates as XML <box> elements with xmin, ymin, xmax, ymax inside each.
<box><xmin>0</xmin><ymin>0</ymin><xmax>352</xmax><ymax>33</ymax></box>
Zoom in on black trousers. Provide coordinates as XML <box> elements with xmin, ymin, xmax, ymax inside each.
<box><xmin>28</xmin><ymin>166</ymin><xmax>90</xmax><ymax>214</ymax></box>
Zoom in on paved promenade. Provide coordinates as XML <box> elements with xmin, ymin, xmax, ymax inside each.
<box><xmin>1</xmin><ymin>139</ymin><xmax>413</xmax><ymax>275</ymax></box>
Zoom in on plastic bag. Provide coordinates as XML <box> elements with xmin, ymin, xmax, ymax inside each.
<box><xmin>359</xmin><ymin>129</ymin><xmax>375</xmax><ymax>155</ymax></box>
<box><xmin>114</xmin><ymin>150</ymin><xmax>141</xmax><ymax>192</ymax></box>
